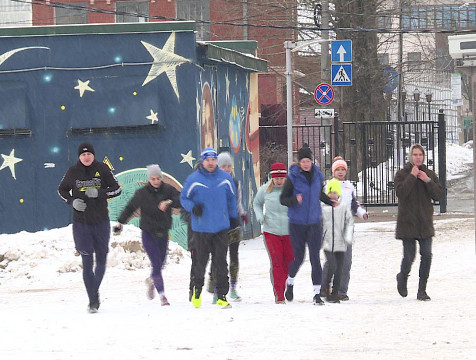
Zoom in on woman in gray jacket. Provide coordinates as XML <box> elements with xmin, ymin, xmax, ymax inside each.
<box><xmin>253</xmin><ymin>163</ymin><xmax>293</xmax><ymax>304</ymax></box>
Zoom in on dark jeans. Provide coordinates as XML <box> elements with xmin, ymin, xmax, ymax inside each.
<box><xmin>142</xmin><ymin>230</ymin><xmax>168</xmax><ymax>294</ymax></box>
<box><xmin>192</xmin><ymin>230</ymin><xmax>229</xmax><ymax>296</ymax></box>
<box><xmin>210</xmin><ymin>239</ymin><xmax>240</xmax><ymax>288</ymax></box>
<box><xmin>323</xmin><ymin>251</ymin><xmax>345</xmax><ymax>295</ymax></box>
<box><xmin>72</xmin><ymin>221</ymin><xmax>110</xmax><ymax>303</ymax></box>
<box><xmin>400</xmin><ymin>238</ymin><xmax>432</xmax><ymax>282</ymax></box>
<box><xmin>288</xmin><ymin>223</ymin><xmax>323</xmax><ymax>286</ymax></box>
<box><xmin>322</xmin><ymin>243</ymin><xmax>352</xmax><ymax>295</ymax></box>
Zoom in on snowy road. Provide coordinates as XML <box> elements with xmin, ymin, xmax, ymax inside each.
<box><xmin>1</xmin><ymin>217</ymin><xmax>475</xmax><ymax>359</ymax></box>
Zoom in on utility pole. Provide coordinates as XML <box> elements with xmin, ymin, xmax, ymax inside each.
<box><xmin>285</xmin><ymin>41</ymin><xmax>295</xmax><ymax>167</ymax></box>
<box><xmin>321</xmin><ymin>0</ymin><xmax>330</xmax><ymax>83</ymax></box>
<box><xmin>397</xmin><ymin>0</ymin><xmax>404</xmax><ymax>121</ymax></box>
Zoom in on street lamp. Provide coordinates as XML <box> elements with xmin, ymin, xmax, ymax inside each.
<box><xmin>413</xmin><ymin>88</ymin><xmax>420</xmax><ymax>121</ymax></box>
<box><xmin>284</xmin><ymin>39</ymin><xmax>331</xmax><ymax>166</ymax></box>
<box><xmin>425</xmin><ymin>91</ymin><xmax>432</xmax><ymax>121</ymax></box>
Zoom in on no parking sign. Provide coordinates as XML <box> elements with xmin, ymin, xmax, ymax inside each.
<box><xmin>314</xmin><ymin>83</ymin><xmax>335</xmax><ymax>105</ymax></box>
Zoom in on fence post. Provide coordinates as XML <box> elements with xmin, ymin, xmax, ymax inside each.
<box><xmin>437</xmin><ymin>109</ymin><xmax>447</xmax><ymax>213</ymax></box>
<box><xmin>333</xmin><ymin>112</ymin><xmax>339</xmax><ymax>156</ymax></box>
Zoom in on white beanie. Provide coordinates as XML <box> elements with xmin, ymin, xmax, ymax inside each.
<box><xmin>147</xmin><ymin>164</ymin><xmax>163</xmax><ymax>179</ymax></box>
<box><xmin>217</xmin><ymin>152</ymin><xmax>233</xmax><ymax>168</ymax></box>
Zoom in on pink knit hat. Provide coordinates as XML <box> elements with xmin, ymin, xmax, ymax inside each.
<box><xmin>332</xmin><ymin>159</ymin><xmax>348</xmax><ymax>174</ymax></box>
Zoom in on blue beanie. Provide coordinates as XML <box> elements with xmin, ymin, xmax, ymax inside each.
<box><xmin>201</xmin><ymin>147</ymin><xmax>218</xmax><ymax>161</ymax></box>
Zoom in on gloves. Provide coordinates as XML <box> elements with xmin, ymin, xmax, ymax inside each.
<box><xmin>241</xmin><ymin>213</ymin><xmax>249</xmax><ymax>225</ymax></box>
<box><xmin>192</xmin><ymin>205</ymin><xmax>203</xmax><ymax>217</ymax></box>
<box><xmin>72</xmin><ymin>198</ymin><xmax>87</xmax><ymax>212</ymax></box>
<box><xmin>112</xmin><ymin>224</ymin><xmax>123</xmax><ymax>236</ymax></box>
<box><xmin>85</xmin><ymin>187</ymin><xmax>98</xmax><ymax>198</ymax></box>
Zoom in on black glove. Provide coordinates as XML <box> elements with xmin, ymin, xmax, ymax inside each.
<box><xmin>192</xmin><ymin>205</ymin><xmax>203</xmax><ymax>217</ymax></box>
<box><xmin>112</xmin><ymin>224</ymin><xmax>123</xmax><ymax>236</ymax></box>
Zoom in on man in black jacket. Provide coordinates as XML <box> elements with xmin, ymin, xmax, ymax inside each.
<box><xmin>114</xmin><ymin>164</ymin><xmax>181</xmax><ymax>306</ymax></box>
<box><xmin>58</xmin><ymin>142</ymin><xmax>121</xmax><ymax>313</ymax></box>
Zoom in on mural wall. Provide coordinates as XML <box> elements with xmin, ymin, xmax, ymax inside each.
<box><xmin>0</xmin><ymin>23</ymin><xmax>263</xmax><ymax>241</ymax></box>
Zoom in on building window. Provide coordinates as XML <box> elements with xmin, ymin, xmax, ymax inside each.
<box><xmin>176</xmin><ymin>0</ymin><xmax>210</xmax><ymax>41</ymax></box>
<box><xmin>376</xmin><ymin>13</ymin><xmax>391</xmax><ymax>29</ymax></box>
<box><xmin>55</xmin><ymin>3</ymin><xmax>88</xmax><ymax>24</ymax></box>
<box><xmin>116</xmin><ymin>1</ymin><xmax>149</xmax><ymax>22</ymax></box>
<box><xmin>407</xmin><ymin>52</ymin><xmax>421</xmax><ymax>72</ymax></box>
<box><xmin>378</xmin><ymin>53</ymin><xmax>389</xmax><ymax>66</ymax></box>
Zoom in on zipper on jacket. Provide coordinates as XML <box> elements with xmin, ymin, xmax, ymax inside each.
<box><xmin>332</xmin><ymin>206</ymin><xmax>335</xmax><ymax>252</ymax></box>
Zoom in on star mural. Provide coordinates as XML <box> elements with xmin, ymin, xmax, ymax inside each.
<box><xmin>74</xmin><ymin>79</ymin><xmax>95</xmax><ymax>97</ymax></box>
<box><xmin>146</xmin><ymin>109</ymin><xmax>158</xmax><ymax>124</ymax></box>
<box><xmin>180</xmin><ymin>150</ymin><xmax>196</xmax><ymax>168</ymax></box>
<box><xmin>141</xmin><ymin>33</ymin><xmax>191</xmax><ymax>100</ymax></box>
<box><xmin>0</xmin><ymin>46</ymin><xmax>49</xmax><ymax>67</ymax></box>
<box><xmin>0</xmin><ymin>149</ymin><xmax>22</xmax><ymax>179</ymax></box>
<box><xmin>225</xmin><ymin>71</ymin><xmax>230</xmax><ymax>103</ymax></box>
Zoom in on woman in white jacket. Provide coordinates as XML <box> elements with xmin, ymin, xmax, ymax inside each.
<box><xmin>321</xmin><ymin>179</ymin><xmax>354</xmax><ymax>303</ymax></box>
<box><xmin>253</xmin><ymin>163</ymin><xmax>293</xmax><ymax>304</ymax></box>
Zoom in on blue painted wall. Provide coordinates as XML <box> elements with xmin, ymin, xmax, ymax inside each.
<box><xmin>0</xmin><ymin>25</ymin><xmax>260</xmax><ymax>238</ymax></box>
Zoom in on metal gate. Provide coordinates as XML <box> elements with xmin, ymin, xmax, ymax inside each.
<box><xmin>259</xmin><ymin>124</ymin><xmax>334</xmax><ymax>180</ymax></box>
<box><xmin>338</xmin><ymin>111</ymin><xmax>447</xmax><ymax>211</ymax></box>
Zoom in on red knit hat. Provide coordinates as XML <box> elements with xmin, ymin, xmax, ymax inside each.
<box><xmin>270</xmin><ymin>162</ymin><xmax>287</xmax><ymax>178</ymax></box>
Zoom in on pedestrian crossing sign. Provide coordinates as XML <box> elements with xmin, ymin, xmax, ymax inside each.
<box><xmin>331</xmin><ymin>64</ymin><xmax>352</xmax><ymax>86</ymax></box>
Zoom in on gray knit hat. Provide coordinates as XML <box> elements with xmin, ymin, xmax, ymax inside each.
<box><xmin>217</xmin><ymin>152</ymin><xmax>233</xmax><ymax>168</ymax></box>
<box><xmin>147</xmin><ymin>164</ymin><xmax>163</xmax><ymax>179</ymax></box>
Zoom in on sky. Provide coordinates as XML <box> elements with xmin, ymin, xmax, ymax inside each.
<box><xmin>0</xmin><ymin>142</ymin><xmax>475</xmax><ymax>359</ymax></box>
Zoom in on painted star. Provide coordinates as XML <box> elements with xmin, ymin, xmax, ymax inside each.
<box><xmin>225</xmin><ymin>71</ymin><xmax>230</xmax><ymax>103</ymax></box>
<box><xmin>141</xmin><ymin>33</ymin><xmax>192</xmax><ymax>100</ymax></box>
<box><xmin>0</xmin><ymin>149</ymin><xmax>23</xmax><ymax>179</ymax></box>
<box><xmin>180</xmin><ymin>150</ymin><xmax>196</xmax><ymax>168</ymax></box>
<box><xmin>146</xmin><ymin>109</ymin><xmax>158</xmax><ymax>124</ymax></box>
<box><xmin>74</xmin><ymin>79</ymin><xmax>95</xmax><ymax>97</ymax></box>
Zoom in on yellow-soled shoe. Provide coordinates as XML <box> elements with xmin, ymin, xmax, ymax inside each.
<box><xmin>192</xmin><ymin>288</ymin><xmax>202</xmax><ymax>308</ymax></box>
<box><xmin>216</xmin><ymin>295</ymin><xmax>232</xmax><ymax>309</ymax></box>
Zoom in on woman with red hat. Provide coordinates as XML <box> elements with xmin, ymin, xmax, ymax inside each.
<box><xmin>253</xmin><ymin>162</ymin><xmax>293</xmax><ymax>303</ymax></box>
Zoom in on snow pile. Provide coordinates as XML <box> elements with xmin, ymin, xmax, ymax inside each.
<box><xmin>0</xmin><ymin>223</ymin><xmax>187</xmax><ymax>288</ymax></box>
<box><xmin>446</xmin><ymin>142</ymin><xmax>473</xmax><ymax>181</ymax></box>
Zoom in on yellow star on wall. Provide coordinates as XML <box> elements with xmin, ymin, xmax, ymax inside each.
<box><xmin>0</xmin><ymin>149</ymin><xmax>22</xmax><ymax>179</ymax></box>
<box><xmin>74</xmin><ymin>79</ymin><xmax>95</xmax><ymax>97</ymax></box>
<box><xmin>180</xmin><ymin>150</ymin><xmax>196</xmax><ymax>168</ymax></box>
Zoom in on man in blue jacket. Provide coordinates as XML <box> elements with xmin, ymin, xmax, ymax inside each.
<box><xmin>180</xmin><ymin>147</ymin><xmax>237</xmax><ymax>308</ymax></box>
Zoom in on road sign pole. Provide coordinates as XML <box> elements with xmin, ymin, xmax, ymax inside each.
<box><xmin>285</xmin><ymin>41</ymin><xmax>294</xmax><ymax>167</ymax></box>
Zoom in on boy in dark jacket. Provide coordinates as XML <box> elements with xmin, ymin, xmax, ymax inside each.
<box><xmin>114</xmin><ymin>164</ymin><xmax>181</xmax><ymax>306</ymax></box>
<box><xmin>58</xmin><ymin>142</ymin><xmax>121</xmax><ymax>313</ymax></box>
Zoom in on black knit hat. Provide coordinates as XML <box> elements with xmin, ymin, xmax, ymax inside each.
<box><xmin>78</xmin><ymin>142</ymin><xmax>95</xmax><ymax>157</ymax></box>
<box><xmin>297</xmin><ymin>145</ymin><xmax>312</xmax><ymax>161</ymax></box>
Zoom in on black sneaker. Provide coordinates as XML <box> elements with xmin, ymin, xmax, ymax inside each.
<box><xmin>339</xmin><ymin>294</ymin><xmax>350</xmax><ymax>301</ymax></box>
<box><xmin>88</xmin><ymin>293</ymin><xmax>100</xmax><ymax>313</ymax></box>
<box><xmin>313</xmin><ymin>294</ymin><xmax>325</xmax><ymax>305</ymax></box>
<box><xmin>326</xmin><ymin>293</ymin><xmax>340</xmax><ymax>303</ymax></box>
<box><xmin>417</xmin><ymin>291</ymin><xmax>431</xmax><ymax>301</ymax></box>
<box><xmin>285</xmin><ymin>284</ymin><xmax>294</xmax><ymax>301</ymax></box>
<box><xmin>396</xmin><ymin>273</ymin><xmax>408</xmax><ymax>297</ymax></box>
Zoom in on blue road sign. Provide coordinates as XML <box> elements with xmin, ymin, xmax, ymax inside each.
<box><xmin>314</xmin><ymin>83</ymin><xmax>335</xmax><ymax>105</ymax></box>
<box><xmin>331</xmin><ymin>64</ymin><xmax>352</xmax><ymax>86</ymax></box>
<box><xmin>383</xmin><ymin>66</ymin><xmax>399</xmax><ymax>93</ymax></box>
<box><xmin>331</xmin><ymin>40</ymin><xmax>352</xmax><ymax>63</ymax></box>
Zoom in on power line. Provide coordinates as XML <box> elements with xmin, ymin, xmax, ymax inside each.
<box><xmin>10</xmin><ymin>0</ymin><xmax>476</xmax><ymax>35</ymax></box>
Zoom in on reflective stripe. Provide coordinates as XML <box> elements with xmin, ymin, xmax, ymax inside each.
<box><xmin>186</xmin><ymin>182</ymin><xmax>208</xmax><ymax>198</ymax></box>
<box><xmin>218</xmin><ymin>179</ymin><xmax>235</xmax><ymax>195</ymax></box>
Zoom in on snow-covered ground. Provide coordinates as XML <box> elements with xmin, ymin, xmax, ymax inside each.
<box><xmin>1</xmin><ymin>142</ymin><xmax>475</xmax><ymax>359</ymax></box>
<box><xmin>1</xmin><ymin>218</ymin><xmax>475</xmax><ymax>359</ymax></box>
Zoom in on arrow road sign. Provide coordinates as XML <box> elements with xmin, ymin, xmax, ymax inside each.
<box><xmin>331</xmin><ymin>40</ymin><xmax>352</xmax><ymax>63</ymax></box>
<box><xmin>331</xmin><ymin>64</ymin><xmax>352</xmax><ymax>86</ymax></box>
<box><xmin>315</xmin><ymin>108</ymin><xmax>335</xmax><ymax>118</ymax></box>
<box><xmin>314</xmin><ymin>83</ymin><xmax>335</xmax><ymax>105</ymax></box>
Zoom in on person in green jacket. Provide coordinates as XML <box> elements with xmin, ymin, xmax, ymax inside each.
<box><xmin>253</xmin><ymin>162</ymin><xmax>293</xmax><ymax>304</ymax></box>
